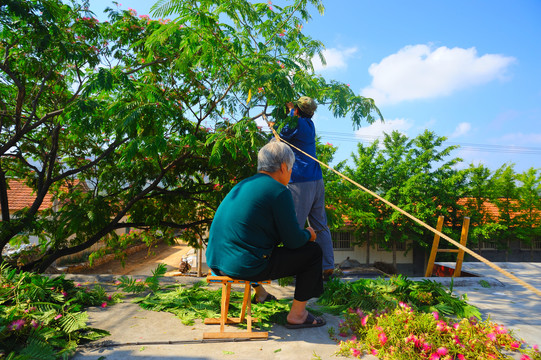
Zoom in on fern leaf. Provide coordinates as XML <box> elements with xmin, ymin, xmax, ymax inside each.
<box><xmin>59</xmin><ymin>311</ymin><xmax>88</xmax><ymax>333</ymax></box>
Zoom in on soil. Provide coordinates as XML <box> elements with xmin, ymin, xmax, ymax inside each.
<box><xmin>73</xmin><ymin>241</ymin><xmax>195</xmax><ymax>276</ymax></box>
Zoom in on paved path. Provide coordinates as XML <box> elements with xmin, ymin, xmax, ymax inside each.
<box><xmin>70</xmin><ymin>262</ymin><xmax>540</xmax><ymax>360</ymax></box>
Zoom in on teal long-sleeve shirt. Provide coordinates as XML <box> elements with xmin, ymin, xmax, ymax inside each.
<box><xmin>206</xmin><ymin>173</ymin><xmax>310</xmax><ymax>278</ymax></box>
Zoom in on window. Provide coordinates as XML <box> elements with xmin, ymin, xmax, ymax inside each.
<box><xmin>535</xmin><ymin>240</ymin><xmax>541</xmax><ymax>251</ymax></box>
<box><xmin>331</xmin><ymin>231</ymin><xmax>354</xmax><ymax>250</ymax></box>
<box><xmin>480</xmin><ymin>241</ymin><xmax>497</xmax><ymax>250</ymax></box>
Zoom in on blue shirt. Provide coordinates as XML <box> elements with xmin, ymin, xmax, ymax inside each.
<box><xmin>278</xmin><ymin>115</ymin><xmax>323</xmax><ymax>183</ymax></box>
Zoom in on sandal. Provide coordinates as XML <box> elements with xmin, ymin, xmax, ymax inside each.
<box><xmin>285</xmin><ymin>313</ymin><xmax>326</xmax><ymax>329</ymax></box>
<box><xmin>251</xmin><ymin>293</ymin><xmax>277</xmax><ymax>304</ymax></box>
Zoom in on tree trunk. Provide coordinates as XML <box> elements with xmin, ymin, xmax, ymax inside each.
<box><xmin>366</xmin><ymin>231</ymin><xmax>370</xmax><ymax>265</ymax></box>
<box><xmin>392</xmin><ymin>240</ymin><xmax>397</xmax><ymax>268</ymax></box>
<box><xmin>0</xmin><ymin>168</ymin><xmax>9</xmax><ymax>223</ymax></box>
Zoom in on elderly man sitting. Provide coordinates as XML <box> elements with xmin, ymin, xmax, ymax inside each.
<box><xmin>206</xmin><ymin>141</ymin><xmax>325</xmax><ymax>329</ymax></box>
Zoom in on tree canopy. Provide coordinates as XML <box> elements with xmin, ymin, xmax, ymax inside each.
<box><xmin>0</xmin><ymin>0</ymin><xmax>382</xmax><ymax>272</ymax></box>
<box><xmin>322</xmin><ymin>130</ymin><xmax>540</xmax><ymax>264</ymax></box>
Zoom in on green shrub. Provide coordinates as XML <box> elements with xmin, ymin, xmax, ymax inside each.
<box><xmin>0</xmin><ymin>264</ymin><xmax>118</xmax><ymax>359</ymax></box>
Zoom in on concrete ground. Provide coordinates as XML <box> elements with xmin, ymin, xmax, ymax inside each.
<box><xmin>70</xmin><ymin>262</ymin><xmax>541</xmax><ymax>360</ymax></box>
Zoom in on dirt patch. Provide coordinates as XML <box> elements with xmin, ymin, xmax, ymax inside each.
<box><xmin>71</xmin><ymin>241</ymin><xmax>193</xmax><ymax>276</ymax></box>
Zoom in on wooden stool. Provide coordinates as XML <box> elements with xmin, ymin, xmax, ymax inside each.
<box><xmin>203</xmin><ymin>271</ymin><xmax>271</xmax><ymax>339</ymax></box>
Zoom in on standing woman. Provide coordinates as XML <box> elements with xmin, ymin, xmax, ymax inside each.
<box><xmin>278</xmin><ymin>96</ymin><xmax>335</xmax><ymax>280</ymax></box>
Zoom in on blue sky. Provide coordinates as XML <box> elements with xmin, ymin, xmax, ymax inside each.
<box><xmin>88</xmin><ymin>0</ymin><xmax>541</xmax><ymax>173</ymax></box>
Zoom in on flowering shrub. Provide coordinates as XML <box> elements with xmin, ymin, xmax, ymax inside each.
<box><xmin>333</xmin><ymin>302</ymin><xmax>540</xmax><ymax>360</ymax></box>
<box><xmin>319</xmin><ymin>275</ymin><xmax>481</xmax><ymax>320</ymax></box>
<box><xmin>0</xmin><ymin>265</ymin><xmax>119</xmax><ymax>358</ymax></box>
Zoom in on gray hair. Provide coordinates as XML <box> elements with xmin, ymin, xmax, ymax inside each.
<box><xmin>257</xmin><ymin>141</ymin><xmax>295</xmax><ymax>173</ymax></box>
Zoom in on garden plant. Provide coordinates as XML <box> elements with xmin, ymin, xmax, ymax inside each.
<box><xmin>0</xmin><ymin>264</ymin><xmax>119</xmax><ymax>359</ymax></box>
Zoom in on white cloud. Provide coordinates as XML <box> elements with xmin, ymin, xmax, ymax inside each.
<box><xmin>449</xmin><ymin>122</ymin><xmax>472</xmax><ymax>138</ymax></box>
<box><xmin>354</xmin><ymin>118</ymin><xmax>413</xmax><ymax>142</ymax></box>
<box><xmin>312</xmin><ymin>47</ymin><xmax>357</xmax><ymax>72</ymax></box>
<box><xmin>361</xmin><ymin>44</ymin><xmax>516</xmax><ymax>105</ymax></box>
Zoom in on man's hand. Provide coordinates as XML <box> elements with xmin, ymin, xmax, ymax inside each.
<box><xmin>306</xmin><ymin>227</ymin><xmax>317</xmax><ymax>242</ymax></box>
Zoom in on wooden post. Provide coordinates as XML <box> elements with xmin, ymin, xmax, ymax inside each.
<box><xmin>425</xmin><ymin>216</ymin><xmax>444</xmax><ymax>277</ymax></box>
<box><xmin>453</xmin><ymin>217</ymin><xmax>470</xmax><ymax>277</ymax></box>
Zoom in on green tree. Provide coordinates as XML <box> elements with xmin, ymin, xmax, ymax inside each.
<box><xmin>334</xmin><ymin>130</ymin><xmax>462</xmax><ymax>266</ymax></box>
<box><xmin>514</xmin><ymin>168</ymin><xmax>541</xmax><ymax>248</ymax></box>
<box><xmin>491</xmin><ymin>163</ymin><xmax>519</xmax><ymax>250</ymax></box>
<box><xmin>462</xmin><ymin>164</ymin><xmax>506</xmax><ymax>249</ymax></box>
<box><xmin>0</xmin><ymin>0</ymin><xmax>381</xmax><ymax>272</ymax></box>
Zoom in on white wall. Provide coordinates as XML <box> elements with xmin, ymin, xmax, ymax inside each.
<box><xmin>334</xmin><ymin>242</ymin><xmax>413</xmax><ymax>266</ymax></box>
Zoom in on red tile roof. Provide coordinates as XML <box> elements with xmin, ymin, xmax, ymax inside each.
<box><xmin>333</xmin><ymin>197</ymin><xmax>539</xmax><ymax>227</ymax></box>
<box><xmin>457</xmin><ymin>197</ymin><xmax>535</xmax><ymax>222</ymax></box>
<box><xmin>5</xmin><ymin>179</ymin><xmax>86</xmax><ymax>212</ymax></box>
<box><xmin>6</xmin><ymin>180</ymin><xmax>53</xmax><ymax>212</ymax></box>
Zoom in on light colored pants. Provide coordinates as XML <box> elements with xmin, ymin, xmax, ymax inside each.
<box><xmin>288</xmin><ymin>179</ymin><xmax>334</xmax><ymax>271</ymax></box>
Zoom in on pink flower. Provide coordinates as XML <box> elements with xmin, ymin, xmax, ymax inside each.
<box><xmin>135</xmin><ymin>279</ymin><xmax>142</xmax><ymax>283</ymax></box>
<box><xmin>533</xmin><ymin>344</ymin><xmax>538</xmax><ymax>351</ymax></box>
<box><xmin>101</xmin><ymin>302</ymin><xmax>107</xmax><ymax>308</ymax></box>
<box><xmin>351</xmin><ymin>348</ymin><xmax>361</xmax><ymax>357</ymax></box>
<box><xmin>31</xmin><ymin>320</ymin><xmax>39</xmax><ymax>328</ymax></box>
<box><xmin>54</xmin><ymin>314</ymin><xmax>62</xmax><ymax>320</ymax></box>
<box><xmin>432</xmin><ymin>311</ymin><xmax>439</xmax><ymax>320</ymax></box>
<box><xmin>436</xmin><ymin>347</ymin><xmax>448</xmax><ymax>356</ymax></box>
<box><xmin>361</xmin><ymin>315</ymin><xmax>368</xmax><ymax>326</ymax></box>
<box><xmin>510</xmin><ymin>341</ymin><xmax>521</xmax><ymax>350</ymax></box>
<box><xmin>520</xmin><ymin>355</ymin><xmax>531</xmax><ymax>360</ymax></box>
<box><xmin>422</xmin><ymin>343</ymin><xmax>432</xmax><ymax>352</ymax></box>
<box><xmin>487</xmin><ymin>332</ymin><xmax>496</xmax><ymax>341</ymax></box>
<box><xmin>371</xmin><ymin>349</ymin><xmax>378</xmax><ymax>356</ymax></box>
<box><xmin>436</xmin><ymin>320</ymin><xmax>447</xmax><ymax>332</ymax></box>
<box><xmin>378</xmin><ymin>332</ymin><xmax>387</xmax><ymax>345</ymax></box>
<box><xmin>9</xmin><ymin>319</ymin><xmax>25</xmax><ymax>331</ymax></box>
<box><xmin>429</xmin><ymin>354</ymin><xmax>440</xmax><ymax>360</ymax></box>
<box><xmin>405</xmin><ymin>334</ymin><xmax>416</xmax><ymax>343</ymax></box>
